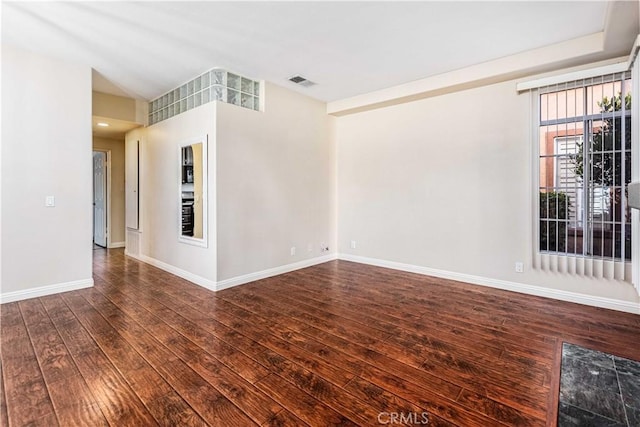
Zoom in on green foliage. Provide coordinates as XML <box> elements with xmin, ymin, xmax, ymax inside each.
<box><xmin>600</xmin><ymin>92</ymin><xmax>631</xmax><ymax>113</ymax></box>
<box><xmin>540</xmin><ymin>191</ymin><xmax>570</xmax><ymax>252</ymax></box>
<box><xmin>573</xmin><ymin>92</ymin><xmax>631</xmax><ymax>186</ymax></box>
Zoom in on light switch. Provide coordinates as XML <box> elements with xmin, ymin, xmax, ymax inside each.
<box><xmin>45</xmin><ymin>196</ymin><xmax>55</xmax><ymax>207</ymax></box>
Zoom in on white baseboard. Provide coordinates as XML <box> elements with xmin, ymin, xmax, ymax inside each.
<box><xmin>127</xmin><ymin>252</ymin><xmax>338</xmax><ymax>293</ymax></box>
<box><xmin>0</xmin><ymin>278</ymin><xmax>94</xmax><ymax>304</ymax></box>
<box><xmin>136</xmin><ymin>254</ymin><xmax>217</xmax><ymax>291</ymax></box>
<box><xmin>124</xmin><ymin>250</ymin><xmax>140</xmax><ymax>260</ymax></box>
<box><xmin>216</xmin><ymin>253</ymin><xmax>338</xmax><ymax>291</ymax></box>
<box><xmin>339</xmin><ymin>254</ymin><xmax>640</xmax><ymax>315</ymax></box>
<box><xmin>109</xmin><ymin>241</ymin><xmax>125</xmax><ymax>249</ymax></box>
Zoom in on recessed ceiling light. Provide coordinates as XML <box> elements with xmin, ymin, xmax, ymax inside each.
<box><xmin>96</xmin><ymin>122</ymin><xmax>110</xmax><ymax>127</ymax></box>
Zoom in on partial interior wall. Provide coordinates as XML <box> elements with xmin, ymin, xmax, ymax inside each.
<box><xmin>131</xmin><ymin>102</ymin><xmax>217</xmax><ymax>286</ymax></box>
<box><xmin>336</xmin><ymin>76</ymin><xmax>640</xmax><ymax>306</ymax></box>
<box><xmin>125</xmin><ymin>81</ymin><xmax>337</xmax><ymax>288</ymax></box>
<box><xmin>93</xmin><ymin>91</ymin><xmax>147</xmax><ymax>124</ymax></box>
<box><xmin>215</xmin><ymin>82</ymin><xmax>336</xmax><ymax>282</ymax></box>
<box><xmin>1</xmin><ymin>45</ymin><xmax>93</xmax><ymax>299</ymax></box>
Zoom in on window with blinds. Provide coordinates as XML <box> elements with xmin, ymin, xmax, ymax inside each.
<box><xmin>538</xmin><ymin>73</ymin><xmax>632</xmax><ymax>265</ymax></box>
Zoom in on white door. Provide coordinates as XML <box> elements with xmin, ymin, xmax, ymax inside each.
<box><xmin>93</xmin><ymin>151</ymin><xmax>107</xmax><ymax>247</ymax></box>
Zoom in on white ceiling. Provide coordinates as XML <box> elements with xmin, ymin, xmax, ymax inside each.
<box><xmin>2</xmin><ymin>1</ymin><xmax>636</xmax><ymax>103</ymax></box>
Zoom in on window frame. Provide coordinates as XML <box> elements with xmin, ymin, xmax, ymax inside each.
<box><xmin>536</xmin><ymin>73</ymin><xmax>632</xmax><ymax>262</ymax></box>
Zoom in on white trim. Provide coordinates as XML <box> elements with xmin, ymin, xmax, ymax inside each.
<box><xmin>93</xmin><ymin>149</ymin><xmax>111</xmax><ymax>247</ymax></box>
<box><xmin>632</xmin><ymin>48</ymin><xmax>640</xmax><ymax>295</ymax></box>
<box><xmin>0</xmin><ymin>278</ymin><xmax>94</xmax><ymax>304</ymax></box>
<box><xmin>125</xmin><ymin>229</ymin><xmax>142</xmax><ymax>258</ymax></box>
<box><xmin>178</xmin><ymin>135</ymin><xmax>209</xmax><ymax>248</ymax></box>
<box><xmin>338</xmin><ymin>254</ymin><xmax>640</xmax><ymax>315</ymax></box>
<box><xmin>627</xmin><ymin>34</ymin><xmax>640</xmax><ymax>70</ymax></box>
<box><xmin>215</xmin><ymin>254</ymin><xmax>338</xmax><ymax>291</ymax></box>
<box><xmin>516</xmin><ymin>62</ymin><xmax>627</xmax><ymax>92</ymax></box>
<box><xmin>127</xmin><ymin>251</ymin><xmax>337</xmax><ymax>293</ymax></box>
<box><xmin>124</xmin><ymin>249</ymin><xmax>142</xmax><ymax>261</ymax></box>
<box><xmin>109</xmin><ymin>241</ymin><xmax>125</xmax><ymax>249</ymax></box>
<box><xmin>136</xmin><ymin>254</ymin><xmax>217</xmax><ymax>291</ymax></box>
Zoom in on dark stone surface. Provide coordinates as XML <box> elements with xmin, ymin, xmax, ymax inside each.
<box><xmin>563</xmin><ymin>343</ymin><xmax>615</xmax><ymax>370</ymax></box>
<box><xmin>560</xmin><ymin>356</ymin><xmax>626</xmax><ymax>423</ymax></box>
<box><xmin>625</xmin><ymin>405</ymin><xmax>640</xmax><ymax>427</ymax></box>
<box><xmin>615</xmin><ymin>356</ymin><xmax>640</xmax><ymax>377</ymax></box>
<box><xmin>558</xmin><ymin>402</ymin><xmax>626</xmax><ymax>427</ymax></box>
<box><xmin>618</xmin><ymin>372</ymin><xmax>640</xmax><ymax>412</ymax></box>
<box><xmin>559</xmin><ymin>343</ymin><xmax>640</xmax><ymax>427</ymax></box>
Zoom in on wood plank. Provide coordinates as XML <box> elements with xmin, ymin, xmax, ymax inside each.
<box><xmin>40</xmin><ymin>294</ymin><xmax>158</xmax><ymax>426</ymax></box>
<box><xmin>145</xmin><ymin>391</ymin><xmax>208</xmax><ymax>427</ymax></box>
<box><xmin>219</xmin><ymin>286</ymin><xmax>549</xmax><ymax>418</ymax></box>
<box><xmin>221</xmin><ymin>287</ymin><xmax>393</xmax><ymax>348</ymax></box>
<box><xmin>545</xmin><ymin>340</ymin><xmax>563</xmax><ymax>427</ymax></box>
<box><xmin>254</xmin><ymin>374</ymin><xmax>357</xmax><ymax>426</ymax></box>
<box><xmin>0</xmin><ymin>356</ymin><xmax>8</xmax><ymax>427</ymax></box>
<box><xmin>17</xmin><ymin>299</ymin><xmax>108</xmax><ymax>427</ymax></box>
<box><xmin>61</xmin><ymin>291</ymin><xmax>257</xmax><ymax>426</ymax></box>
<box><xmin>276</xmin><ymin>274</ymin><xmax>556</xmax><ymax>364</ymax></box>
<box><xmin>342</xmin><ymin>376</ymin><xmax>456</xmax><ymax>427</ymax></box>
<box><xmin>0</xmin><ymin>302</ymin><xmax>58</xmax><ymax>426</ymax></box>
<box><xmin>83</xmin><ymin>289</ymin><xmax>281</xmax><ymax>425</ymax></box>
<box><xmin>97</xmin><ymin>285</ymin><xmax>271</xmax><ymax>384</ymax></box>
<box><xmin>119</xmin><ymin>258</ymin><xmax>544</xmax><ymax>424</ymax></box>
<box><xmin>46</xmin><ymin>374</ymin><xmax>108</xmax><ymax>427</ymax></box>
<box><xmin>260</xmin><ymin>409</ymin><xmax>309</xmax><ymax>427</ymax></box>
<box><xmin>59</xmin><ymin>292</ymin><xmax>173</xmax><ymax>404</ymax></box>
<box><xmin>18</xmin><ymin>299</ymin><xmax>81</xmax><ymax>383</ymax></box>
<box><xmin>152</xmin><ymin>272</ymin><xmax>532</xmax><ymax>425</ymax></box>
<box><xmin>231</xmin><ymin>280</ymin><xmax>551</xmax><ymax>396</ymax></box>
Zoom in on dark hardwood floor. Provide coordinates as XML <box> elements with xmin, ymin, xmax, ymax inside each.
<box><xmin>2</xmin><ymin>249</ymin><xmax>639</xmax><ymax>426</ymax></box>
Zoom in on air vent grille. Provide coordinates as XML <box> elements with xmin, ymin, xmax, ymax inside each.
<box><xmin>288</xmin><ymin>75</ymin><xmax>316</xmax><ymax>87</ymax></box>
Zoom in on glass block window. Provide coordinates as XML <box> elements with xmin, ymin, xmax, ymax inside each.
<box><xmin>148</xmin><ymin>68</ymin><xmax>261</xmax><ymax>125</ymax></box>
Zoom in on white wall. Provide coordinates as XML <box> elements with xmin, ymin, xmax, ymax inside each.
<box><xmin>1</xmin><ymin>45</ymin><xmax>93</xmax><ymax>300</ymax></box>
<box><xmin>216</xmin><ymin>83</ymin><xmax>336</xmax><ymax>281</ymax></box>
<box><xmin>337</xmin><ymin>78</ymin><xmax>640</xmax><ymax>306</ymax></box>
<box><xmin>134</xmin><ymin>103</ymin><xmax>217</xmax><ymax>286</ymax></box>
<box><xmin>125</xmin><ymin>82</ymin><xmax>335</xmax><ymax>288</ymax></box>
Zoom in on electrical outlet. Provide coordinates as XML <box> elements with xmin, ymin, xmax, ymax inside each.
<box><xmin>307</xmin><ymin>243</ymin><xmax>313</xmax><ymax>253</ymax></box>
<box><xmin>515</xmin><ymin>262</ymin><xmax>524</xmax><ymax>273</ymax></box>
<box><xmin>320</xmin><ymin>244</ymin><xmax>329</xmax><ymax>253</ymax></box>
<box><xmin>290</xmin><ymin>247</ymin><xmax>296</xmax><ymax>256</ymax></box>
<box><xmin>350</xmin><ymin>240</ymin><xmax>356</xmax><ymax>249</ymax></box>
<box><xmin>45</xmin><ymin>196</ymin><xmax>55</xmax><ymax>207</ymax></box>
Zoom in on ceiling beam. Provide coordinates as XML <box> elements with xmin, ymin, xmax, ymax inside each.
<box><xmin>327</xmin><ymin>32</ymin><xmax>607</xmax><ymax>116</ymax></box>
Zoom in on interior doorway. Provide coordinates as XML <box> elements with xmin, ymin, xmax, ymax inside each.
<box><xmin>93</xmin><ymin>150</ymin><xmax>108</xmax><ymax>247</ymax></box>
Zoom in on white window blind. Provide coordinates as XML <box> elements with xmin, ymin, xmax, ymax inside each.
<box><xmin>533</xmin><ymin>71</ymin><xmax>633</xmax><ymax>281</ymax></box>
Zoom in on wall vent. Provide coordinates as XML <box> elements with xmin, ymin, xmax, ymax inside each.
<box><xmin>288</xmin><ymin>75</ymin><xmax>316</xmax><ymax>87</ymax></box>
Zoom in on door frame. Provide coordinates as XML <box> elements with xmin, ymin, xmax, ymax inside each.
<box><xmin>93</xmin><ymin>149</ymin><xmax>112</xmax><ymax>247</ymax></box>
